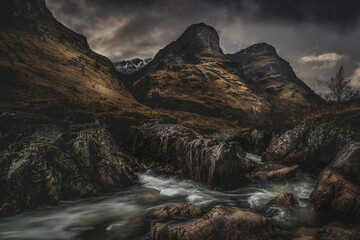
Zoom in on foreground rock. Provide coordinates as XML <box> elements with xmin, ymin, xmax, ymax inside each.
<box><xmin>310</xmin><ymin>142</ymin><xmax>360</xmax><ymax>220</ymax></box>
<box><xmin>146</xmin><ymin>203</ymin><xmax>204</xmax><ymax>221</ymax></box>
<box><xmin>128</xmin><ymin>124</ymin><xmax>257</xmax><ymax>190</ymax></box>
<box><xmin>0</xmin><ymin>119</ymin><xmax>137</xmax><ymax>216</ymax></box>
<box><xmin>318</xmin><ymin>222</ymin><xmax>360</xmax><ymax>240</ymax></box>
<box><xmin>262</xmin><ymin>111</ymin><xmax>359</xmax><ymax>171</ymax></box>
<box><xmin>267</xmin><ymin>165</ymin><xmax>299</xmax><ymax>181</ymax></box>
<box><xmin>268</xmin><ymin>192</ymin><xmax>295</xmax><ymax>207</ymax></box>
<box><xmin>150</xmin><ymin>204</ymin><xmax>289</xmax><ymax>240</ymax></box>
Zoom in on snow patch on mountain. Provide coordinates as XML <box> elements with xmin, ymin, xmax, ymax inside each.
<box><xmin>114</xmin><ymin>58</ymin><xmax>152</xmax><ymax>74</ymax></box>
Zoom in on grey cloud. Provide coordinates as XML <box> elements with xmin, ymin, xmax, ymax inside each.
<box><xmin>46</xmin><ymin>0</ymin><xmax>360</xmax><ymax>93</ymax></box>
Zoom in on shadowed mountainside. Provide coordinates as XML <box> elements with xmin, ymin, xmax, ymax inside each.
<box><xmin>0</xmin><ymin>0</ymin><xmax>141</xmax><ymax>109</ymax></box>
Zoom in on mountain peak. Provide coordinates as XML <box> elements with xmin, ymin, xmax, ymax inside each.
<box><xmin>1</xmin><ymin>0</ymin><xmax>49</xmax><ymax>19</ymax></box>
<box><xmin>175</xmin><ymin>23</ymin><xmax>223</xmax><ymax>54</ymax></box>
<box><xmin>240</xmin><ymin>43</ymin><xmax>276</xmax><ymax>54</ymax></box>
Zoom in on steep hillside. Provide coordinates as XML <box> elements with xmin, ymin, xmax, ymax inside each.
<box><xmin>229</xmin><ymin>43</ymin><xmax>324</xmax><ymax>107</ymax></box>
<box><xmin>131</xmin><ymin>23</ymin><xmax>270</xmax><ymax>122</ymax></box>
<box><xmin>129</xmin><ymin>23</ymin><xmax>323</xmax><ymax>123</ymax></box>
<box><xmin>0</xmin><ymin>0</ymin><xmax>140</xmax><ymax>109</ymax></box>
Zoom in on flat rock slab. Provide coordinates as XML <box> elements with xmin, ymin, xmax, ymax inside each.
<box><xmin>267</xmin><ymin>165</ymin><xmax>299</xmax><ymax>181</ymax></box>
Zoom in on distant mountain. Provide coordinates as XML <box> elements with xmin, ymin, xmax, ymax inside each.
<box><xmin>128</xmin><ymin>23</ymin><xmax>266</xmax><ymax>122</ymax></box>
<box><xmin>129</xmin><ymin>23</ymin><xmax>323</xmax><ymax>122</ymax></box>
<box><xmin>0</xmin><ymin>0</ymin><xmax>140</xmax><ymax>108</ymax></box>
<box><xmin>114</xmin><ymin>58</ymin><xmax>152</xmax><ymax>74</ymax></box>
<box><xmin>229</xmin><ymin>43</ymin><xmax>324</xmax><ymax>106</ymax></box>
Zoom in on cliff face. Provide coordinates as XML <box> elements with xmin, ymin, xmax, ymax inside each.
<box><xmin>229</xmin><ymin>43</ymin><xmax>324</xmax><ymax>107</ymax></box>
<box><xmin>0</xmin><ymin>0</ymin><xmax>141</xmax><ymax>108</ymax></box>
<box><xmin>127</xmin><ymin>124</ymin><xmax>258</xmax><ymax>190</ymax></box>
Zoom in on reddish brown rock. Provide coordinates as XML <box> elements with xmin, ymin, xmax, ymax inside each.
<box><xmin>249</xmin><ymin>162</ymin><xmax>289</xmax><ymax>181</ymax></box>
<box><xmin>310</xmin><ymin>168</ymin><xmax>360</xmax><ymax>220</ymax></box>
<box><xmin>310</xmin><ymin>142</ymin><xmax>360</xmax><ymax>220</ymax></box>
<box><xmin>267</xmin><ymin>165</ymin><xmax>299</xmax><ymax>181</ymax></box>
<box><xmin>268</xmin><ymin>192</ymin><xmax>295</xmax><ymax>207</ymax></box>
<box><xmin>149</xmin><ymin>204</ymin><xmax>289</xmax><ymax>240</ymax></box>
<box><xmin>146</xmin><ymin>203</ymin><xmax>204</xmax><ymax>221</ymax></box>
<box><xmin>317</xmin><ymin>222</ymin><xmax>360</xmax><ymax>240</ymax></box>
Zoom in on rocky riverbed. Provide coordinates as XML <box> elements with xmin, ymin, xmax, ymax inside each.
<box><xmin>1</xmin><ymin>110</ymin><xmax>360</xmax><ymax>240</ymax></box>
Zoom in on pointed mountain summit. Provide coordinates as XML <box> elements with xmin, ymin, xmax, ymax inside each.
<box><xmin>172</xmin><ymin>23</ymin><xmax>223</xmax><ymax>54</ymax></box>
<box><xmin>140</xmin><ymin>23</ymin><xmax>224</xmax><ymax>75</ymax></box>
<box><xmin>130</xmin><ymin>24</ymin><xmax>267</xmax><ymax>122</ymax></box>
<box><xmin>129</xmin><ymin>24</ymin><xmax>323</xmax><ymax>124</ymax></box>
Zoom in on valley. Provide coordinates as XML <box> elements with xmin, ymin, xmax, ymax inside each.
<box><xmin>0</xmin><ymin>1</ymin><xmax>360</xmax><ymax>240</ymax></box>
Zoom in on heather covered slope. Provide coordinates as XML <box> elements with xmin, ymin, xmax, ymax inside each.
<box><xmin>0</xmin><ymin>0</ymin><xmax>140</xmax><ymax>109</ymax></box>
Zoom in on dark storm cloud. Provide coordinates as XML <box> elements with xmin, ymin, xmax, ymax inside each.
<box><xmin>46</xmin><ymin>0</ymin><xmax>360</xmax><ymax>93</ymax></box>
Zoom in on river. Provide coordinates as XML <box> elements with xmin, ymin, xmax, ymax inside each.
<box><xmin>0</xmin><ymin>154</ymin><xmax>317</xmax><ymax>240</ymax></box>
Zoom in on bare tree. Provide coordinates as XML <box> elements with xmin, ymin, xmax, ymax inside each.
<box><xmin>328</xmin><ymin>66</ymin><xmax>353</xmax><ymax>104</ymax></box>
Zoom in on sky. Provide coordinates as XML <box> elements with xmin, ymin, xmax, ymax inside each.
<box><xmin>46</xmin><ymin>0</ymin><xmax>360</xmax><ymax>94</ymax></box>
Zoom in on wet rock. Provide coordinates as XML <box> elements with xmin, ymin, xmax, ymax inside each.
<box><xmin>146</xmin><ymin>203</ymin><xmax>204</xmax><ymax>221</ymax></box>
<box><xmin>262</xmin><ymin>120</ymin><xmax>356</xmax><ymax>171</ymax></box>
<box><xmin>310</xmin><ymin>142</ymin><xmax>360</xmax><ymax>220</ymax></box>
<box><xmin>268</xmin><ymin>192</ymin><xmax>295</xmax><ymax>207</ymax></box>
<box><xmin>267</xmin><ymin>165</ymin><xmax>299</xmax><ymax>181</ymax></box>
<box><xmin>0</xmin><ymin>125</ymin><xmax>137</xmax><ymax>216</ymax></box>
<box><xmin>128</xmin><ymin>124</ymin><xmax>253</xmax><ymax>190</ymax></box>
<box><xmin>318</xmin><ymin>222</ymin><xmax>360</xmax><ymax>240</ymax></box>
<box><xmin>239</xmin><ymin>129</ymin><xmax>272</xmax><ymax>154</ymax></box>
<box><xmin>248</xmin><ymin>162</ymin><xmax>288</xmax><ymax>181</ymax></box>
<box><xmin>149</xmin><ymin>204</ymin><xmax>289</xmax><ymax>240</ymax></box>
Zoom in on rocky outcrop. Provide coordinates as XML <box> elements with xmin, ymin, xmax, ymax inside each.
<box><xmin>127</xmin><ymin>124</ymin><xmax>257</xmax><ymax>190</ymax></box>
<box><xmin>262</xmin><ymin>118</ymin><xmax>357</xmax><ymax>171</ymax></box>
<box><xmin>0</xmin><ymin>122</ymin><xmax>137</xmax><ymax>216</ymax></box>
<box><xmin>318</xmin><ymin>222</ymin><xmax>360</xmax><ymax>240</ymax></box>
<box><xmin>267</xmin><ymin>165</ymin><xmax>299</xmax><ymax>181</ymax></box>
<box><xmin>0</xmin><ymin>0</ymin><xmax>50</xmax><ymax>19</ymax></box>
<box><xmin>146</xmin><ymin>203</ymin><xmax>204</xmax><ymax>221</ymax></box>
<box><xmin>268</xmin><ymin>192</ymin><xmax>295</xmax><ymax>207</ymax></box>
<box><xmin>310</xmin><ymin>142</ymin><xmax>360</xmax><ymax>220</ymax></box>
<box><xmin>149</xmin><ymin>204</ymin><xmax>289</xmax><ymax>240</ymax></box>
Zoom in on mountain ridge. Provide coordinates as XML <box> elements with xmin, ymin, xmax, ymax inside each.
<box><xmin>127</xmin><ymin>23</ymin><xmax>323</xmax><ymax>123</ymax></box>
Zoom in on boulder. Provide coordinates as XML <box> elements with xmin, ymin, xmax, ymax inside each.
<box><xmin>146</xmin><ymin>203</ymin><xmax>204</xmax><ymax>221</ymax></box>
<box><xmin>262</xmin><ymin>119</ymin><xmax>357</xmax><ymax>171</ymax></box>
<box><xmin>149</xmin><ymin>204</ymin><xmax>289</xmax><ymax>240</ymax></box>
<box><xmin>128</xmin><ymin>124</ymin><xmax>255</xmax><ymax>190</ymax></box>
<box><xmin>310</xmin><ymin>142</ymin><xmax>360</xmax><ymax>220</ymax></box>
<box><xmin>267</xmin><ymin>165</ymin><xmax>299</xmax><ymax>181</ymax></box>
<box><xmin>0</xmin><ymin>125</ymin><xmax>137</xmax><ymax>216</ymax></box>
<box><xmin>268</xmin><ymin>192</ymin><xmax>295</xmax><ymax>207</ymax></box>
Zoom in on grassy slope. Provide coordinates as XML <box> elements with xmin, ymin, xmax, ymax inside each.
<box><xmin>0</xmin><ymin>12</ymin><xmax>140</xmax><ymax>110</ymax></box>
